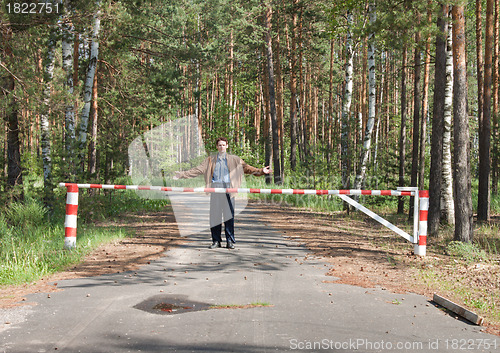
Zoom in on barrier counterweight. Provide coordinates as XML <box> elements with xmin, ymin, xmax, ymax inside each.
<box><xmin>59</xmin><ymin>183</ymin><xmax>428</xmax><ymax>256</ymax></box>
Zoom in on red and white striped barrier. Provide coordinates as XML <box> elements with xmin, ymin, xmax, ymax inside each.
<box><xmin>417</xmin><ymin>190</ymin><xmax>429</xmax><ymax>256</ymax></box>
<box><xmin>58</xmin><ymin>183</ymin><xmax>416</xmax><ymax>196</ymax></box>
<box><xmin>59</xmin><ymin>183</ymin><xmax>427</xmax><ymax>256</ymax></box>
<box><xmin>63</xmin><ymin>183</ymin><xmax>79</xmax><ymax>249</ymax></box>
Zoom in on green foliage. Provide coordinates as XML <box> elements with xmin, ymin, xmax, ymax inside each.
<box><xmin>3</xmin><ymin>199</ymin><xmax>47</xmax><ymax>228</ymax></box>
<box><xmin>0</xmin><ymin>187</ymin><xmax>175</xmax><ymax>286</ymax></box>
<box><xmin>446</xmin><ymin>241</ymin><xmax>489</xmax><ymax>264</ymax></box>
<box><xmin>492</xmin><ymin>193</ymin><xmax>500</xmax><ymax>214</ymax></box>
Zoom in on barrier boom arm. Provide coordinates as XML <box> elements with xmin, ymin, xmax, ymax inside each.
<box><xmin>58</xmin><ymin>183</ymin><xmax>427</xmax><ymax>256</ymax></box>
<box><xmin>58</xmin><ymin>183</ymin><xmax>415</xmax><ymax>196</ymax></box>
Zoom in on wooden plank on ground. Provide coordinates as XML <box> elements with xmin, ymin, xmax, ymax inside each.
<box><xmin>433</xmin><ymin>294</ymin><xmax>484</xmax><ymax>325</ymax></box>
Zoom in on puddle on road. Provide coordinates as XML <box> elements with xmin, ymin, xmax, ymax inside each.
<box><xmin>134</xmin><ymin>295</ymin><xmax>272</xmax><ymax>315</ymax></box>
<box><xmin>134</xmin><ymin>295</ymin><xmax>212</xmax><ymax>315</ymax></box>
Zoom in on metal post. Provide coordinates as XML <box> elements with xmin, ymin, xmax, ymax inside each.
<box><xmin>415</xmin><ymin>190</ymin><xmax>429</xmax><ymax>256</ymax></box>
<box><xmin>64</xmin><ymin>184</ymin><xmax>79</xmax><ymax>249</ymax></box>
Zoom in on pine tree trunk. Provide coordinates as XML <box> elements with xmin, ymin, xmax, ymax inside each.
<box><xmin>327</xmin><ymin>39</ymin><xmax>334</xmax><ymax>169</ymax></box>
<box><xmin>1</xmin><ymin>25</ymin><xmax>23</xmax><ymax>201</ymax></box>
<box><xmin>452</xmin><ymin>5</ymin><xmax>474</xmax><ymax>243</ymax></box>
<box><xmin>478</xmin><ymin>0</ymin><xmax>494</xmax><ymax>221</ymax></box>
<box><xmin>196</xmin><ymin>61</ymin><xmax>203</xmax><ymax>156</ymax></box>
<box><xmin>255</xmin><ymin>78</ymin><xmax>261</xmax><ymax>144</ymax></box>
<box><xmin>419</xmin><ymin>4</ymin><xmax>432</xmax><ymax>191</ymax></box>
<box><xmin>476</xmin><ymin>0</ymin><xmax>484</xmax><ymax>149</ymax></box>
<box><xmin>264</xmin><ymin>5</ymin><xmax>281</xmax><ymax>184</ymax></box>
<box><xmin>398</xmin><ymin>48</ymin><xmax>407</xmax><ymax>214</ymax></box>
<box><xmin>5</xmin><ymin>81</ymin><xmax>23</xmax><ymax>197</ymax></box>
<box><xmin>289</xmin><ymin>0</ymin><xmax>299</xmax><ymax>171</ymax></box>
<box><xmin>428</xmin><ymin>5</ymin><xmax>448</xmax><ymax>237</ymax></box>
<box><xmin>297</xmin><ymin>12</ymin><xmax>305</xmax><ymax>165</ymax></box>
<box><xmin>274</xmin><ymin>6</ymin><xmax>285</xmax><ymax>181</ymax></box>
<box><xmin>341</xmin><ymin>11</ymin><xmax>354</xmax><ymax>190</ymax></box>
<box><xmin>262</xmin><ymin>58</ymin><xmax>272</xmax><ymax>185</ymax></box>
<box><xmin>493</xmin><ymin>0</ymin><xmax>499</xmax><ymax>194</ymax></box>
<box><xmin>410</xmin><ymin>28</ymin><xmax>422</xmax><ymax>219</ymax></box>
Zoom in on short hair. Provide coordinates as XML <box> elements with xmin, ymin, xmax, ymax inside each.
<box><xmin>216</xmin><ymin>137</ymin><xmax>229</xmax><ymax>147</ymax></box>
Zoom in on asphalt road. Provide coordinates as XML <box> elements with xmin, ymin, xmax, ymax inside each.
<box><xmin>1</xmin><ymin>203</ymin><xmax>499</xmax><ymax>352</ymax></box>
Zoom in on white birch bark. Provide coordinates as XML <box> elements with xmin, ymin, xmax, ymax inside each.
<box><xmin>442</xmin><ymin>13</ymin><xmax>455</xmax><ymax>225</ymax></box>
<box><xmin>373</xmin><ymin>51</ymin><xmax>385</xmax><ymax>189</ymax></box>
<box><xmin>354</xmin><ymin>3</ymin><xmax>376</xmax><ymax>191</ymax></box>
<box><xmin>78</xmin><ymin>4</ymin><xmax>101</xmax><ymax>151</ymax></box>
<box><xmin>341</xmin><ymin>11</ymin><xmax>353</xmax><ymax>189</ymax></box>
<box><xmin>62</xmin><ymin>0</ymin><xmax>75</xmax><ymax>155</ymax></box>
<box><xmin>41</xmin><ymin>28</ymin><xmax>57</xmax><ymax>186</ymax></box>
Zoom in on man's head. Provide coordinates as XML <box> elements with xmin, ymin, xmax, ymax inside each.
<box><xmin>216</xmin><ymin>137</ymin><xmax>228</xmax><ymax>154</ymax></box>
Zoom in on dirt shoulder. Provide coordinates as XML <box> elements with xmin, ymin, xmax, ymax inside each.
<box><xmin>1</xmin><ymin>201</ymin><xmax>498</xmax><ymax>336</ymax></box>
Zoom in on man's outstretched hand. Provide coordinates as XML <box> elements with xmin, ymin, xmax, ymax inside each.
<box><xmin>263</xmin><ymin>166</ymin><xmax>272</xmax><ymax>174</ymax></box>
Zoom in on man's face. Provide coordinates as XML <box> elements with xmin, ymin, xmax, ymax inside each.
<box><xmin>217</xmin><ymin>140</ymin><xmax>228</xmax><ymax>154</ymax></box>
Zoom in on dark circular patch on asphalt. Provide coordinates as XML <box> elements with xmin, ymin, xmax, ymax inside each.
<box><xmin>134</xmin><ymin>295</ymin><xmax>212</xmax><ymax>315</ymax></box>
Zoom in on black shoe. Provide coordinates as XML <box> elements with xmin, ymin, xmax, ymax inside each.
<box><xmin>208</xmin><ymin>241</ymin><xmax>221</xmax><ymax>249</ymax></box>
<box><xmin>226</xmin><ymin>242</ymin><xmax>235</xmax><ymax>249</ymax></box>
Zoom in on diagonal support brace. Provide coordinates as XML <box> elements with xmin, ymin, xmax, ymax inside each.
<box><xmin>337</xmin><ymin>194</ymin><xmax>413</xmax><ymax>243</ymax></box>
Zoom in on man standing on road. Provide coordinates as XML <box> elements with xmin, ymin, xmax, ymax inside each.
<box><xmin>174</xmin><ymin>137</ymin><xmax>271</xmax><ymax>249</ymax></box>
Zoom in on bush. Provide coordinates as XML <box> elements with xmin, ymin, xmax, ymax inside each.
<box><xmin>4</xmin><ymin>199</ymin><xmax>47</xmax><ymax>228</ymax></box>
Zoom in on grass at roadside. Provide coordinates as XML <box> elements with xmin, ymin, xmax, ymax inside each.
<box><xmin>0</xmin><ymin>188</ymin><xmax>170</xmax><ymax>287</ymax></box>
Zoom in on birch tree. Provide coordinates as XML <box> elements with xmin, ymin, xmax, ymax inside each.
<box><xmin>354</xmin><ymin>3</ymin><xmax>376</xmax><ymax>191</ymax></box>
<box><xmin>78</xmin><ymin>3</ymin><xmax>101</xmax><ymax>173</ymax></box>
<box><xmin>341</xmin><ymin>11</ymin><xmax>354</xmax><ymax>189</ymax></box>
<box><xmin>62</xmin><ymin>0</ymin><xmax>76</xmax><ymax>172</ymax></box>
<box><xmin>441</xmin><ymin>12</ymin><xmax>455</xmax><ymax>225</ymax></box>
<box><xmin>41</xmin><ymin>25</ymin><xmax>57</xmax><ymax>206</ymax></box>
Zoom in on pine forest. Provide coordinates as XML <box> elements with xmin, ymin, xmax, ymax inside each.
<box><xmin>1</xmin><ymin>0</ymin><xmax>500</xmax><ymax>244</ymax></box>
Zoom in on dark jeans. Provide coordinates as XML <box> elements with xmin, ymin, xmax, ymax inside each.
<box><xmin>210</xmin><ymin>183</ymin><xmax>235</xmax><ymax>244</ymax></box>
